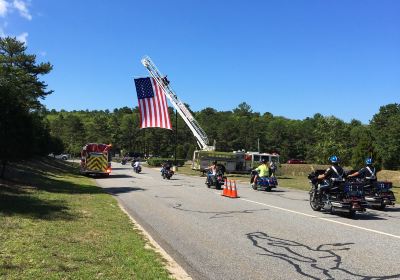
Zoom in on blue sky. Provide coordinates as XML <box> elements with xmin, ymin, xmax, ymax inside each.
<box><xmin>1</xmin><ymin>0</ymin><xmax>399</xmax><ymax>124</ymax></box>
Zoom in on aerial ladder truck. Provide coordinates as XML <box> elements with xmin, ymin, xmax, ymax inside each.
<box><xmin>140</xmin><ymin>57</ymin><xmax>280</xmax><ymax>172</ymax></box>
<box><xmin>141</xmin><ymin>56</ymin><xmax>215</xmax><ymax>151</ymax></box>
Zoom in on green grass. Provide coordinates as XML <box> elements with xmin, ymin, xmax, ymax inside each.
<box><xmin>0</xmin><ymin>158</ymin><xmax>173</xmax><ymax>280</ymax></box>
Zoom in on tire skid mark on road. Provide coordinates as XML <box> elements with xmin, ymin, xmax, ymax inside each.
<box><xmin>235</xmin><ymin>197</ymin><xmax>400</xmax><ymax>240</ymax></box>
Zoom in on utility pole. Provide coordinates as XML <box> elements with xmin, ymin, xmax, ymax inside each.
<box><xmin>174</xmin><ymin>109</ymin><xmax>178</xmax><ymax>166</ymax></box>
<box><xmin>257</xmin><ymin>138</ymin><xmax>260</xmax><ymax>153</ymax></box>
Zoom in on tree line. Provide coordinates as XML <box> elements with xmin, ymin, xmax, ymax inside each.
<box><xmin>45</xmin><ymin>102</ymin><xmax>400</xmax><ymax>171</ymax></box>
<box><xmin>1</xmin><ymin>36</ymin><xmax>400</xmax><ymax>179</ymax></box>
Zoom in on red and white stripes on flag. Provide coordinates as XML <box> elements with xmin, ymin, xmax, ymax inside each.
<box><xmin>134</xmin><ymin>77</ymin><xmax>172</xmax><ymax>129</ymax></box>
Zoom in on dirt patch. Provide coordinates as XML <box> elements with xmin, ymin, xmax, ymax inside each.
<box><xmin>278</xmin><ymin>164</ymin><xmax>330</xmax><ymax>177</ymax></box>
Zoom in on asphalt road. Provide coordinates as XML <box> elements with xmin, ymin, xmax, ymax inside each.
<box><xmin>96</xmin><ymin>163</ymin><xmax>400</xmax><ymax>280</ymax></box>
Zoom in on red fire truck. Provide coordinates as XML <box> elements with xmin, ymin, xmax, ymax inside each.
<box><xmin>80</xmin><ymin>143</ymin><xmax>112</xmax><ymax>176</ymax></box>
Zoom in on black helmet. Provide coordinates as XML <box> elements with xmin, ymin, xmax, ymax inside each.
<box><xmin>212</xmin><ymin>160</ymin><xmax>217</xmax><ymax>165</ymax></box>
<box><xmin>261</xmin><ymin>159</ymin><xmax>267</xmax><ymax>164</ymax></box>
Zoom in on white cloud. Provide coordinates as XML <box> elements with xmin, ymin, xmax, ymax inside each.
<box><xmin>0</xmin><ymin>0</ymin><xmax>9</xmax><ymax>17</ymax></box>
<box><xmin>16</xmin><ymin>31</ymin><xmax>28</xmax><ymax>44</ymax></box>
<box><xmin>13</xmin><ymin>0</ymin><xmax>31</xmax><ymax>20</ymax></box>
<box><xmin>0</xmin><ymin>22</ymin><xmax>7</xmax><ymax>37</ymax></box>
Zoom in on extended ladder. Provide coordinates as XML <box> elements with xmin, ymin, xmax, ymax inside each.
<box><xmin>141</xmin><ymin>56</ymin><xmax>215</xmax><ymax>151</ymax></box>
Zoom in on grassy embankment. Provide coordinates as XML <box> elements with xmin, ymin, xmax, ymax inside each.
<box><xmin>176</xmin><ymin>163</ymin><xmax>400</xmax><ymax>200</ymax></box>
<box><xmin>0</xmin><ymin>158</ymin><xmax>172</xmax><ymax>280</ymax></box>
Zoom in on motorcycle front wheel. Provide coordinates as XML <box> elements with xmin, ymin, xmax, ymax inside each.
<box><xmin>309</xmin><ymin>192</ymin><xmax>321</xmax><ymax>211</ymax></box>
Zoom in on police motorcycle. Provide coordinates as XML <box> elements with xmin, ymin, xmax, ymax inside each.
<box><xmin>347</xmin><ymin>158</ymin><xmax>396</xmax><ymax>210</ymax></box>
<box><xmin>205</xmin><ymin>164</ymin><xmax>226</xmax><ymax>190</ymax></box>
<box><xmin>161</xmin><ymin>164</ymin><xmax>174</xmax><ymax>180</ymax></box>
<box><xmin>364</xmin><ymin>181</ymin><xmax>396</xmax><ymax>210</ymax></box>
<box><xmin>308</xmin><ymin>170</ymin><xmax>367</xmax><ymax>218</ymax></box>
<box><xmin>250</xmin><ymin>170</ymin><xmax>278</xmax><ymax>191</ymax></box>
<box><xmin>358</xmin><ymin>178</ymin><xmax>396</xmax><ymax>210</ymax></box>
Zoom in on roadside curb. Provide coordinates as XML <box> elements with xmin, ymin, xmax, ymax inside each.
<box><xmin>117</xmin><ymin>202</ymin><xmax>192</xmax><ymax>280</ymax></box>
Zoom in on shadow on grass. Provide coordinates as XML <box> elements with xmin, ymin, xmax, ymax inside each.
<box><xmin>3</xmin><ymin>158</ymin><xmax>104</xmax><ymax>195</ymax></box>
<box><xmin>277</xmin><ymin>176</ymin><xmax>296</xmax><ymax>180</ymax></box>
<box><xmin>0</xmin><ymin>157</ymin><xmax>105</xmax><ymax>219</ymax></box>
<box><xmin>0</xmin><ymin>187</ymin><xmax>74</xmax><ymax>220</ymax></box>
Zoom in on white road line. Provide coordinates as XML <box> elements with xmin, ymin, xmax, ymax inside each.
<box><xmin>238</xmin><ymin>197</ymin><xmax>400</xmax><ymax>240</ymax></box>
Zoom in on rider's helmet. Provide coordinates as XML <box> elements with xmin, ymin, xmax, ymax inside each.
<box><xmin>212</xmin><ymin>160</ymin><xmax>217</xmax><ymax>165</ymax></box>
<box><xmin>261</xmin><ymin>158</ymin><xmax>267</xmax><ymax>164</ymax></box>
<box><xmin>365</xmin><ymin>158</ymin><xmax>373</xmax><ymax>165</ymax></box>
<box><xmin>329</xmin><ymin>155</ymin><xmax>339</xmax><ymax>164</ymax></box>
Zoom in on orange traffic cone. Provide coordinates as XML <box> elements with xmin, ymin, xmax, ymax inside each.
<box><xmin>223</xmin><ymin>180</ymin><xmax>232</xmax><ymax>197</ymax></box>
<box><xmin>230</xmin><ymin>180</ymin><xmax>239</xmax><ymax>198</ymax></box>
<box><xmin>221</xmin><ymin>178</ymin><xmax>228</xmax><ymax>196</ymax></box>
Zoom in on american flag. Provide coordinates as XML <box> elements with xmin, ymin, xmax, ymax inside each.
<box><xmin>134</xmin><ymin>77</ymin><xmax>172</xmax><ymax>129</ymax></box>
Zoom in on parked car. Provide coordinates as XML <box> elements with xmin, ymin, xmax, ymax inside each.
<box><xmin>287</xmin><ymin>159</ymin><xmax>306</xmax><ymax>164</ymax></box>
<box><xmin>49</xmin><ymin>153</ymin><xmax>70</xmax><ymax>160</ymax></box>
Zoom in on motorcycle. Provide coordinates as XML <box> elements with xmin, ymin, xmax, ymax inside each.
<box><xmin>161</xmin><ymin>168</ymin><xmax>174</xmax><ymax>179</ymax></box>
<box><xmin>206</xmin><ymin>169</ymin><xmax>226</xmax><ymax>190</ymax></box>
<box><xmin>362</xmin><ymin>180</ymin><xmax>396</xmax><ymax>210</ymax></box>
<box><xmin>308</xmin><ymin>171</ymin><xmax>367</xmax><ymax>218</ymax></box>
<box><xmin>250</xmin><ymin>170</ymin><xmax>278</xmax><ymax>191</ymax></box>
<box><xmin>132</xmin><ymin>164</ymin><xmax>142</xmax><ymax>173</ymax></box>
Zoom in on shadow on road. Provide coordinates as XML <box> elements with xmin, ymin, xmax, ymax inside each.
<box><xmin>108</xmin><ymin>174</ymin><xmax>133</xmax><ymax>179</ymax></box>
<box><xmin>103</xmin><ymin>187</ymin><xmax>145</xmax><ymax>195</ymax></box>
<box><xmin>381</xmin><ymin>207</ymin><xmax>400</xmax><ymax>212</ymax></box>
<box><xmin>246</xmin><ymin>231</ymin><xmax>400</xmax><ymax>280</ymax></box>
<box><xmin>109</xmin><ymin>167</ymin><xmax>127</xmax><ymax>170</ymax></box>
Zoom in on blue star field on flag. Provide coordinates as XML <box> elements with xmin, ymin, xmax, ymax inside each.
<box><xmin>135</xmin><ymin>78</ymin><xmax>155</xmax><ymax>99</ymax></box>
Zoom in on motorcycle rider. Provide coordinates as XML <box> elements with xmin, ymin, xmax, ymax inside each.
<box><xmin>317</xmin><ymin>155</ymin><xmax>345</xmax><ymax>193</ymax></box>
<box><xmin>347</xmin><ymin>158</ymin><xmax>377</xmax><ymax>183</ymax></box>
<box><xmin>161</xmin><ymin>160</ymin><xmax>172</xmax><ymax>176</ymax></box>
<box><xmin>133</xmin><ymin>159</ymin><xmax>141</xmax><ymax>172</ymax></box>
<box><xmin>205</xmin><ymin>161</ymin><xmax>218</xmax><ymax>185</ymax></box>
<box><xmin>252</xmin><ymin>159</ymin><xmax>269</xmax><ymax>188</ymax></box>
